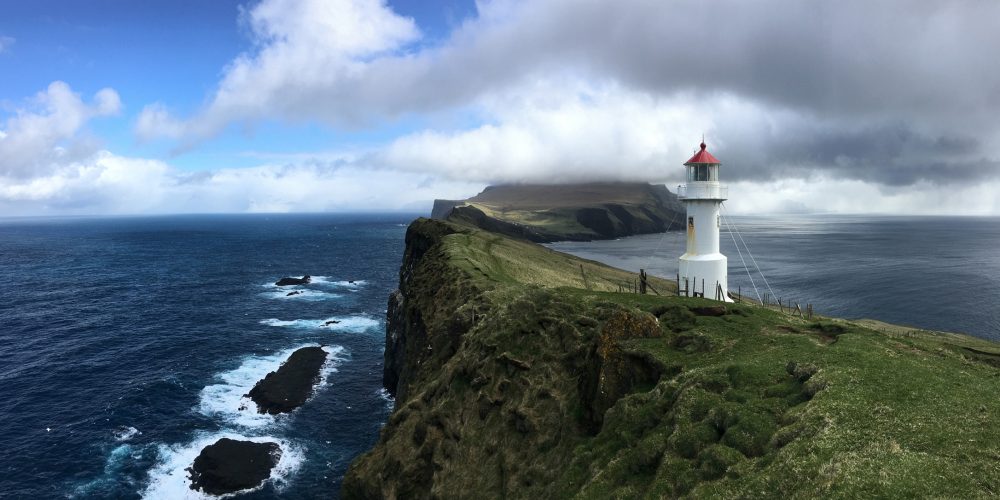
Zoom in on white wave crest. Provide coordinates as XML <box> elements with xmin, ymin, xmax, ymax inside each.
<box><xmin>259</xmin><ymin>315</ymin><xmax>380</xmax><ymax>333</ymax></box>
<box><xmin>141</xmin><ymin>432</ymin><xmax>303</xmax><ymax>500</ymax></box>
<box><xmin>259</xmin><ymin>289</ymin><xmax>342</xmax><ymax>301</ymax></box>
<box><xmin>196</xmin><ymin>345</ymin><xmax>346</xmax><ymax>429</ymax></box>
<box><xmin>114</xmin><ymin>426</ymin><xmax>141</xmax><ymax>442</ymax></box>
<box><xmin>309</xmin><ymin>276</ymin><xmax>367</xmax><ymax>290</ymax></box>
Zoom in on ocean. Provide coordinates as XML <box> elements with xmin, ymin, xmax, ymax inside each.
<box><xmin>2</xmin><ymin>214</ymin><xmax>999</xmax><ymax>498</ymax></box>
<box><xmin>0</xmin><ymin>214</ymin><xmax>411</xmax><ymax>499</ymax></box>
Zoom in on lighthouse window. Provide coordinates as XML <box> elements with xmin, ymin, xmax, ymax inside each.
<box><xmin>688</xmin><ymin>216</ymin><xmax>694</xmax><ymax>229</ymax></box>
<box><xmin>695</xmin><ymin>165</ymin><xmax>709</xmax><ymax>181</ymax></box>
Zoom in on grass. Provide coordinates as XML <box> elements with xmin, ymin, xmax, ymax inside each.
<box><xmin>345</xmin><ymin>218</ymin><xmax>1000</xmax><ymax>499</ymax></box>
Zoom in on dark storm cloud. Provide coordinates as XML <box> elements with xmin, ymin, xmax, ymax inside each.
<box><xmin>713</xmin><ymin>122</ymin><xmax>997</xmax><ymax>186</ymax></box>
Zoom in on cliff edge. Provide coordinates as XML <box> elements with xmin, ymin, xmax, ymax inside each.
<box><xmin>343</xmin><ymin>218</ymin><xmax>1000</xmax><ymax>499</ymax></box>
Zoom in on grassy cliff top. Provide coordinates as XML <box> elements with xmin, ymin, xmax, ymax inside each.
<box><xmin>345</xmin><ymin>218</ymin><xmax>1000</xmax><ymax>499</ymax></box>
<box><xmin>467</xmin><ymin>182</ymin><xmax>676</xmax><ymax>210</ymax></box>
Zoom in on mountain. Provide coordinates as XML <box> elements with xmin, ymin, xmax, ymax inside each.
<box><xmin>433</xmin><ymin>182</ymin><xmax>685</xmax><ymax>242</ymax></box>
<box><xmin>342</xmin><ymin>217</ymin><xmax>1000</xmax><ymax>498</ymax></box>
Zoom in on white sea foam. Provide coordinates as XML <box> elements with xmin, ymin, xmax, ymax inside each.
<box><xmin>259</xmin><ymin>289</ymin><xmax>342</xmax><ymax>301</ymax></box>
<box><xmin>141</xmin><ymin>432</ymin><xmax>303</xmax><ymax>500</ymax></box>
<box><xmin>197</xmin><ymin>345</ymin><xmax>346</xmax><ymax>429</ymax></box>
<box><xmin>309</xmin><ymin>276</ymin><xmax>367</xmax><ymax>291</ymax></box>
<box><xmin>376</xmin><ymin>388</ymin><xmax>395</xmax><ymax>412</ymax></box>
<box><xmin>114</xmin><ymin>426</ymin><xmax>141</xmax><ymax>442</ymax></box>
<box><xmin>259</xmin><ymin>315</ymin><xmax>380</xmax><ymax>333</ymax></box>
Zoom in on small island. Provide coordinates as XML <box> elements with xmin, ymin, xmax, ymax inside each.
<box><xmin>187</xmin><ymin>438</ymin><xmax>282</xmax><ymax>496</ymax></box>
<box><xmin>247</xmin><ymin>346</ymin><xmax>328</xmax><ymax>414</ymax></box>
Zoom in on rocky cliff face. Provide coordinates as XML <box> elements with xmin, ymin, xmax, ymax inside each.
<box><xmin>344</xmin><ymin>219</ymin><xmax>667</xmax><ymax>498</ymax></box>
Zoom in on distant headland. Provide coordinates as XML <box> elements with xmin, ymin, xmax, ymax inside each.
<box><xmin>432</xmin><ymin>182</ymin><xmax>685</xmax><ymax>242</ymax></box>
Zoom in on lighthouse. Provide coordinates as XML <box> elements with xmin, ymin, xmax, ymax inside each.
<box><xmin>678</xmin><ymin>140</ymin><xmax>731</xmax><ymax>301</ymax></box>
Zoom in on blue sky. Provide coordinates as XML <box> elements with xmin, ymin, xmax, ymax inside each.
<box><xmin>0</xmin><ymin>0</ymin><xmax>476</xmax><ymax>171</ymax></box>
<box><xmin>1</xmin><ymin>0</ymin><xmax>998</xmax><ymax>215</ymax></box>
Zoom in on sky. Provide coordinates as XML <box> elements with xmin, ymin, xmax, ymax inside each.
<box><xmin>1</xmin><ymin>0</ymin><xmax>998</xmax><ymax>216</ymax></box>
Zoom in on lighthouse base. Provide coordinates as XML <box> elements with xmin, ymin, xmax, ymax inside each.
<box><xmin>679</xmin><ymin>253</ymin><xmax>731</xmax><ymax>302</ymax></box>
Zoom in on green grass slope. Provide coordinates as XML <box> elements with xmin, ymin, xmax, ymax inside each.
<box><xmin>343</xmin><ymin>218</ymin><xmax>1000</xmax><ymax>499</ymax></box>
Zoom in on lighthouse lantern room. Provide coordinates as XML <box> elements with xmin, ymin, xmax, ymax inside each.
<box><xmin>678</xmin><ymin>141</ymin><xmax>731</xmax><ymax>301</ymax></box>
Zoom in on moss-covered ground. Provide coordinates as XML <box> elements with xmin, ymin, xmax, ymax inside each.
<box><xmin>558</xmin><ymin>292</ymin><xmax>1000</xmax><ymax>498</ymax></box>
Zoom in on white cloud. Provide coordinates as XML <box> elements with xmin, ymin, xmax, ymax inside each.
<box><xmin>135</xmin><ymin>0</ymin><xmax>419</xmax><ymax>143</ymax></box>
<box><xmin>0</xmin><ymin>81</ymin><xmax>121</xmax><ymax>179</ymax></box>
<box><xmin>0</xmin><ymin>150</ymin><xmax>480</xmax><ymax>216</ymax></box>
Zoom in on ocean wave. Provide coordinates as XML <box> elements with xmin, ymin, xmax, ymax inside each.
<box><xmin>71</xmin><ymin>443</ymin><xmax>142</xmax><ymax>498</ymax></box>
<box><xmin>376</xmin><ymin>388</ymin><xmax>395</xmax><ymax>412</ymax></box>
<box><xmin>197</xmin><ymin>345</ymin><xmax>346</xmax><ymax>429</ymax></box>
<box><xmin>309</xmin><ymin>276</ymin><xmax>367</xmax><ymax>289</ymax></box>
<box><xmin>141</xmin><ymin>432</ymin><xmax>303</xmax><ymax>500</ymax></box>
<box><xmin>114</xmin><ymin>426</ymin><xmax>141</xmax><ymax>442</ymax></box>
<box><xmin>261</xmin><ymin>289</ymin><xmax>343</xmax><ymax>301</ymax></box>
<box><xmin>259</xmin><ymin>315</ymin><xmax>381</xmax><ymax>333</ymax></box>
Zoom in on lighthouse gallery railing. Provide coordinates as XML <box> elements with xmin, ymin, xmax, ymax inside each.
<box><xmin>676</xmin><ymin>184</ymin><xmax>728</xmax><ymax>200</ymax></box>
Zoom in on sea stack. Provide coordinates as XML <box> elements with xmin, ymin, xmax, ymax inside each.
<box><xmin>247</xmin><ymin>346</ymin><xmax>328</xmax><ymax>414</ymax></box>
<box><xmin>677</xmin><ymin>140</ymin><xmax>731</xmax><ymax>302</ymax></box>
<box><xmin>275</xmin><ymin>275</ymin><xmax>311</xmax><ymax>286</ymax></box>
<box><xmin>187</xmin><ymin>438</ymin><xmax>281</xmax><ymax>495</ymax></box>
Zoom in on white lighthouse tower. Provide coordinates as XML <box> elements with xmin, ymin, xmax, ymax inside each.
<box><xmin>678</xmin><ymin>140</ymin><xmax>731</xmax><ymax>301</ymax></box>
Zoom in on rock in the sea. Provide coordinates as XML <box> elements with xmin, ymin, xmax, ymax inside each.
<box><xmin>275</xmin><ymin>275</ymin><xmax>311</xmax><ymax>286</ymax></box>
<box><xmin>286</xmin><ymin>291</ymin><xmax>303</xmax><ymax>297</ymax></box>
<box><xmin>187</xmin><ymin>438</ymin><xmax>281</xmax><ymax>496</ymax></box>
<box><xmin>247</xmin><ymin>346</ymin><xmax>328</xmax><ymax>414</ymax></box>
<box><xmin>323</xmin><ymin>320</ymin><xmax>341</xmax><ymax>326</ymax></box>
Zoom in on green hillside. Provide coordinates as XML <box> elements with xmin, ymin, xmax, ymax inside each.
<box><xmin>343</xmin><ymin>218</ymin><xmax>1000</xmax><ymax>499</ymax></box>
<box><xmin>433</xmin><ymin>182</ymin><xmax>685</xmax><ymax>242</ymax></box>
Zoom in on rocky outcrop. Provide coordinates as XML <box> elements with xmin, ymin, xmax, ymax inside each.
<box><xmin>275</xmin><ymin>275</ymin><xmax>311</xmax><ymax>286</ymax></box>
<box><xmin>247</xmin><ymin>346</ymin><xmax>327</xmax><ymax>414</ymax></box>
<box><xmin>431</xmin><ymin>199</ymin><xmax>464</xmax><ymax>220</ymax></box>
<box><xmin>187</xmin><ymin>438</ymin><xmax>281</xmax><ymax>495</ymax></box>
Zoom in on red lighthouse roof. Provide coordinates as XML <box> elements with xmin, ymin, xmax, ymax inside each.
<box><xmin>684</xmin><ymin>142</ymin><xmax>720</xmax><ymax>165</ymax></box>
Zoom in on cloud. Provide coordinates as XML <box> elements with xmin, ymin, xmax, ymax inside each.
<box><xmin>0</xmin><ymin>150</ymin><xmax>479</xmax><ymax>216</ymax></box>
<box><xmin>373</xmin><ymin>81</ymin><xmax>1000</xmax><ymax>187</ymax></box>
<box><xmin>0</xmin><ymin>82</ymin><xmax>122</xmax><ymax>179</ymax></box>
<box><xmin>134</xmin><ymin>0</ymin><xmax>1000</xmax><ymax>191</ymax></box>
<box><xmin>135</xmin><ymin>0</ymin><xmax>420</xmax><ymax>143</ymax></box>
<box><xmin>727</xmin><ymin>177</ymin><xmax>1000</xmax><ymax>216</ymax></box>
<box><xmin>0</xmin><ymin>35</ymin><xmax>13</xmax><ymax>54</ymax></box>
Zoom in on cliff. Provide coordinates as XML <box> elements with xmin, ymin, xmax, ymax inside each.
<box><xmin>433</xmin><ymin>182</ymin><xmax>685</xmax><ymax>242</ymax></box>
<box><xmin>343</xmin><ymin>218</ymin><xmax>1000</xmax><ymax>498</ymax></box>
